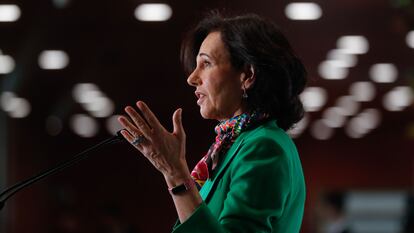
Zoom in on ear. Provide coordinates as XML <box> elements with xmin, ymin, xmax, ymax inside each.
<box><xmin>241</xmin><ymin>64</ymin><xmax>256</xmax><ymax>89</ymax></box>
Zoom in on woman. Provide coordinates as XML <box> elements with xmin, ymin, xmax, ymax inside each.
<box><xmin>118</xmin><ymin>12</ymin><xmax>307</xmax><ymax>233</ymax></box>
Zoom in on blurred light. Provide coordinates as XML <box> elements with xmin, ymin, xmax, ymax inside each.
<box><xmin>357</xmin><ymin>108</ymin><xmax>381</xmax><ymax>130</ymax></box>
<box><xmin>345</xmin><ymin>117</ymin><xmax>365</xmax><ymax>138</ymax></box>
<box><xmin>318</xmin><ymin>60</ymin><xmax>349</xmax><ymax>80</ymax></box>
<box><xmin>346</xmin><ymin>191</ymin><xmax>407</xmax><ymax>233</ymax></box>
<box><xmin>79</xmin><ymin>89</ymin><xmax>101</xmax><ymax>104</ymax></box>
<box><xmin>45</xmin><ymin>115</ymin><xmax>63</xmax><ymax>136</ymax></box>
<box><xmin>369</xmin><ymin>63</ymin><xmax>398</xmax><ymax>83</ymax></box>
<box><xmin>70</xmin><ymin>114</ymin><xmax>98</xmax><ymax>137</ymax></box>
<box><xmin>0</xmin><ymin>92</ymin><xmax>31</xmax><ymax>118</ymax></box>
<box><xmin>285</xmin><ymin>2</ymin><xmax>322</xmax><ymax>20</ymax></box>
<box><xmin>310</xmin><ymin>119</ymin><xmax>334</xmax><ymax>140</ymax></box>
<box><xmin>38</xmin><ymin>50</ymin><xmax>69</xmax><ymax>70</ymax></box>
<box><xmin>86</xmin><ymin>96</ymin><xmax>115</xmax><ymax>118</ymax></box>
<box><xmin>337</xmin><ymin>35</ymin><xmax>369</xmax><ymax>54</ymax></box>
<box><xmin>351</xmin><ymin>221</ymin><xmax>404</xmax><ymax>233</ymax></box>
<box><xmin>106</xmin><ymin>115</ymin><xmax>124</xmax><ymax>135</ymax></box>
<box><xmin>322</xmin><ymin>107</ymin><xmax>347</xmax><ymax>128</ymax></box>
<box><xmin>349</xmin><ymin>81</ymin><xmax>376</xmax><ymax>102</ymax></box>
<box><xmin>406</xmin><ymin>31</ymin><xmax>414</xmax><ymax>49</ymax></box>
<box><xmin>327</xmin><ymin>49</ymin><xmax>357</xmax><ymax>68</ymax></box>
<box><xmin>300</xmin><ymin>87</ymin><xmax>328</xmax><ymax>112</ymax></box>
<box><xmin>72</xmin><ymin>83</ymin><xmax>99</xmax><ymax>103</ymax></box>
<box><xmin>52</xmin><ymin>0</ymin><xmax>71</xmax><ymax>9</ymax></box>
<box><xmin>289</xmin><ymin>114</ymin><xmax>309</xmax><ymax>138</ymax></box>
<box><xmin>134</xmin><ymin>3</ymin><xmax>172</xmax><ymax>22</ymax></box>
<box><xmin>0</xmin><ymin>53</ymin><xmax>15</xmax><ymax>74</ymax></box>
<box><xmin>347</xmin><ymin>191</ymin><xmax>407</xmax><ymax>216</ymax></box>
<box><xmin>383</xmin><ymin>86</ymin><xmax>413</xmax><ymax>111</ymax></box>
<box><xmin>0</xmin><ymin>4</ymin><xmax>21</xmax><ymax>22</ymax></box>
<box><xmin>336</xmin><ymin>96</ymin><xmax>360</xmax><ymax>116</ymax></box>
<box><xmin>7</xmin><ymin>97</ymin><xmax>31</xmax><ymax>118</ymax></box>
<box><xmin>347</xmin><ymin>109</ymin><xmax>382</xmax><ymax>137</ymax></box>
<box><xmin>72</xmin><ymin>83</ymin><xmax>115</xmax><ymax>118</ymax></box>
<box><xmin>0</xmin><ymin>91</ymin><xmax>16</xmax><ymax>111</ymax></box>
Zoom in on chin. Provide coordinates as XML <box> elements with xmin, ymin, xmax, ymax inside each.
<box><xmin>199</xmin><ymin>109</ymin><xmax>212</xmax><ymax>119</ymax></box>
<box><xmin>199</xmin><ymin>107</ymin><xmax>217</xmax><ymax>120</ymax></box>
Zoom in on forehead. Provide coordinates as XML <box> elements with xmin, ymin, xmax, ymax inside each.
<box><xmin>198</xmin><ymin>31</ymin><xmax>229</xmax><ymax>61</ymax></box>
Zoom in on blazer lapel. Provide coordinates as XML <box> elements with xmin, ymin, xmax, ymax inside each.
<box><xmin>199</xmin><ymin>135</ymin><xmax>246</xmax><ymax>201</ymax></box>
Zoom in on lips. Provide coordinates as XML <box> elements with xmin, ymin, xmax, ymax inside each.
<box><xmin>195</xmin><ymin>91</ymin><xmax>206</xmax><ymax>105</ymax></box>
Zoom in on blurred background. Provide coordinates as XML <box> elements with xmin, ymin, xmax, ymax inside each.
<box><xmin>0</xmin><ymin>0</ymin><xmax>413</xmax><ymax>232</ymax></box>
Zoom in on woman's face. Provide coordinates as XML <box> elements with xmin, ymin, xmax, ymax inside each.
<box><xmin>187</xmin><ymin>31</ymin><xmax>246</xmax><ymax>121</ymax></box>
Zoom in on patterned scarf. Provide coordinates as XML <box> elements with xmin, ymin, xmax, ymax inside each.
<box><xmin>191</xmin><ymin>111</ymin><xmax>269</xmax><ymax>189</ymax></box>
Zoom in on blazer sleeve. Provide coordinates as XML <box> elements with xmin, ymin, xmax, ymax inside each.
<box><xmin>172</xmin><ymin>136</ymin><xmax>291</xmax><ymax>233</ymax></box>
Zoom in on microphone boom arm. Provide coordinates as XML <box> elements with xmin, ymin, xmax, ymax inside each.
<box><xmin>0</xmin><ymin>132</ymin><xmax>125</xmax><ymax>211</ymax></box>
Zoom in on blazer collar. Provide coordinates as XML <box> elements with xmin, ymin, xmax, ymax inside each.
<box><xmin>198</xmin><ymin>120</ymin><xmax>277</xmax><ymax>201</ymax></box>
<box><xmin>199</xmin><ymin>133</ymin><xmax>247</xmax><ymax>201</ymax></box>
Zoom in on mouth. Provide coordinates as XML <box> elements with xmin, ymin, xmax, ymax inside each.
<box><xmin>195</xmin><ymin>91</ymin><xmax>206</xmax><ymax>105</ymax></box>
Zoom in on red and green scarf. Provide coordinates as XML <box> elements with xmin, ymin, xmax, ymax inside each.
<box><xmin>191</xmin><ymin>111</ymin><xmax>269</xmax><ymax>189</ymax></box>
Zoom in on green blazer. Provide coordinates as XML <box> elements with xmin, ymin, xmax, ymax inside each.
<box><xmin>172</xmin><ymin>120</ymin><xmax>306</xmax><ymax>233</ymax></box>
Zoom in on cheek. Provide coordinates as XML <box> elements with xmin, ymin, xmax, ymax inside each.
<box><xmin>201</xmin><ymin>69</ymin><xmax>243</xmax><ymax>117</ymax></box>
<box><xmin>206</xmin><ymin>81</ymin><xmax>224</xmax><ymax>107</ymax></box>
<box><xmin>209</xmin><ymin>81</ymin><xmax>240</xmax><ymax>110</ymax></box>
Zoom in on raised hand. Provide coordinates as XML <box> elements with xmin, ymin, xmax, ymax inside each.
<box><xmin>117</xmin><ymin>101</ymin><xmax>189</xmax><ymax>179</ymax></box>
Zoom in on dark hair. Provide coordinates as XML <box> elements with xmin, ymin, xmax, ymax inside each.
<box><xmin>181</xmin><ymin>11</ymin><xmax>307</xmax><ymax>131</ymax></box>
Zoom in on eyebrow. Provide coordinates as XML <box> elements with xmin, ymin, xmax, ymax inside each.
<box><xmin>198</xmin><ymin>52</ymin><xmax>212</xmax><ymax>59</ymax></box>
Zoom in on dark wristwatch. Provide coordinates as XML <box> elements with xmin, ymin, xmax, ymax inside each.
<box><xmin>168</xmin><ymin>179</ymin><xmax>195</xmax><ymax>195</ymax></box>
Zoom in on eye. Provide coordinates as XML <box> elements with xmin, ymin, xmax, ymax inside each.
<box><xmin>203</xmin><ymin>60</ymin><xmax>211</xmax><ymax>67</ymax></box>
<box><xmin>196</xmin><ymin>56</ymin><xmax>213</xmax><ymax>69</ymax></box>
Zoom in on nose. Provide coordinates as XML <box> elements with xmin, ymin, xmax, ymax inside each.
<box><xmin>187</xmin><ymin>68</ymin><xmax>200</xmax><ymax>87</ymax></box>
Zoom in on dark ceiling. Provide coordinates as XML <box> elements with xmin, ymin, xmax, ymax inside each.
<box><xmin>1</xmin><ymin>0</ymin><xmax>413</xmax><ymax>142</ymax></box>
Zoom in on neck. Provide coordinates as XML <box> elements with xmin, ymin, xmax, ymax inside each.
<box><xmin>217</xmin><ymin>105</ymin><xmax>248</xmax><ymax>122</ymax></box>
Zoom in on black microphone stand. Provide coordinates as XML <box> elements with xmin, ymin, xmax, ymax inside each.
<box><xmin>0</xmin><ymin>131</ymin><xmax>125</xmax><ymax>211</ymax></box>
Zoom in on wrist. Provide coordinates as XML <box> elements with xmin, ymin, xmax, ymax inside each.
<box><xmin>164</xmin><ymin>171</ymin><xmax>191</xmax><ymax>188</ymax></box>
<box><xmin>163</xmin><ymin>160</ymin><xmax>191</xmax><ymax>187</ymax></box>
<box><xmin>167</xmin><ymin>178</ymin><xmax>195</xmax><ymax>195</ymax></box>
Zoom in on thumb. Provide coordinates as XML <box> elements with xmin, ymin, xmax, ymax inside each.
<box><xmin>173</xmin><ymin>108</ymin><xmax>185</xmax><ymax>138</ymax></box>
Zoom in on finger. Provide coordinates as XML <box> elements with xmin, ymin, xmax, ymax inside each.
<box><xmin>172</xmin><ymin>108</ymin><xmax>185</xmax><ymax>139</ymax></box>
<box><xmin>124</xmin><ymin>106</ymin><xmax>152</xmax><ymax>139</ymax></box>
<box><xmin>120</xmin><ymin>129</ymin><xmax>144</xmax><ymax>150</ymax></box>
<box><xmin>117</xmin><ymin>115</ymin><xmax>145</xmax><ymax>139</ymax></box>
<box><xmin>136</xmin><ymin>101</ymin><xmax>163</xmax><ymax>132</ymax></box>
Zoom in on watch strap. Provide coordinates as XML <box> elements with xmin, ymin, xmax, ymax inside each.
<box><xmin>168</xmin><ymin>178</ymin><xmax>195</xmax><ymax>195</ymax></box>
